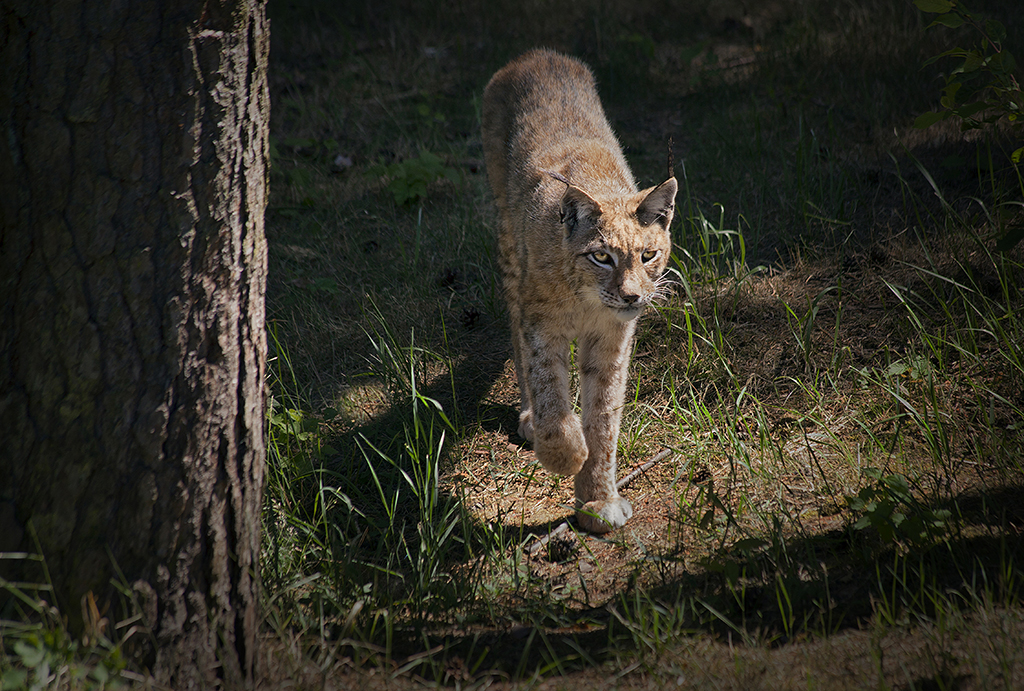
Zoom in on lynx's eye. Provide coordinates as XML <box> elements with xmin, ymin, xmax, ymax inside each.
<box><xmin>590</xmin><ymin>250</ymin><xmax>614</xmax><ymax>267</ymax></box>
<box><xmin>641</xmin><ymin>250</ymin><xmax>659</xmax><ymax>263</ymax></box>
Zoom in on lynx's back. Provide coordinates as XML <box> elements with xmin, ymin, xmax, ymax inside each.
<box><xmin>481</xmin><ymin>49</ymin><xmax>636</xmax><ymax>214</ymax></box>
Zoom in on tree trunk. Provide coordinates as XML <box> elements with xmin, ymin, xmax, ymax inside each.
<box><xmin>0</xmin><ymin>1</ymin><xmax>269</xmax><ymax>687</ymax></box>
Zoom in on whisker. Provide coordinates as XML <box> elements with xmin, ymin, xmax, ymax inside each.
<box><xmin>650</xmin><ymin>274</ymin><xmax>677</xmax><ymax>304</ymax></box>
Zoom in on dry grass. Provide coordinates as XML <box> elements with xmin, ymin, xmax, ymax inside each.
<box><xmin>254</xmin><ymin>0</ymin><xmax>1024</xmax><ymax>689</ymax></box>
<box><xmin>4</xmin><ymin>1</ymin><xmax>1023</xmax><ymax>688</ymax></box>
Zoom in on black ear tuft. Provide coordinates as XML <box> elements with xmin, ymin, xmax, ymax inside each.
<box><xmin>559</xmin><ymin>185</ymin><xmax>602</xmax><ymax>237</ymax></box>
<box><xmin>636</xmin><ymin>177</ymin><xmax>678</xmax><ymax>228</ymax></box>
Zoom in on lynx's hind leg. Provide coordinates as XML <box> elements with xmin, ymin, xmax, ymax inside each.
<box><xmin>509</xmin><ymin>315</ymin><xmax>535</xmax><ymax>442</ymax></box>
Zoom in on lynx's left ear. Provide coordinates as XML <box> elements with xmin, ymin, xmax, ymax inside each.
<box><xmin>636</xmin><ymin>177</ymin><xmax>677</xmax><ymax>229</ymax></box>
<box><xmin>559</xmin><ymin>185</ymin><xmax>603</xmax><ymax>237</ymax></box>
<box><xmin>545</xmin><ymin>170</ymin><xmax>603</xmax><ymax>237</ymax></box>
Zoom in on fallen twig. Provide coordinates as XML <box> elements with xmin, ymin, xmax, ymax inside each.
<box><xmin>526</xmin><ymin>520</ymin><xmax>569</xmax><ymax>556</ymax></box>
<box><xmin>616</xmin><ymin>448</ymin><xmax>673</xmax><ymax>490</ymax></box>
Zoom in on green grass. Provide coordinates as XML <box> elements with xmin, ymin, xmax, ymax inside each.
<box><xmin>256</xmin><ymin>0</ymin><xmax>1024</xmax><ymax>687</ymax></box>
<box><xmin>4</xmin><ymin>0</ymin><xmax>1023</xmax><ymax>688</ymax></box>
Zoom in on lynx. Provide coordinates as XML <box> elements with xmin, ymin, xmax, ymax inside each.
<box><xmin>481</xmin><ymin>49</ymin><xmax>677</xmax><ymax>533</ymax></box>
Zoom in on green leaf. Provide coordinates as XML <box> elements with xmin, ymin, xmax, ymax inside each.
<box><xmin>958</xmin><ymin>51</ymin><xmax>986</xmax><ymax>74</ymax></box>
<box><xmin>91</xmin><ymin>664</ymin><xmax>110</xmax><ymax>684</ymax></box>
<box><xmin>914</xmin><ymin>111</ymin><xmax>948</xmax><ymax>129</ymax></box>
<box><xmin>884</xmin><ymin>475</ymin><xmax>910</xmax><ymax>497</ymax></box>
<box><xmin>923</xmin><ymin>48</ymin><xmax>969</xmax><ymax>66</ymax></box>
<box><xmin>914</xmin><ymin>0</ymin><xmax>954</xmax><ymax>12</ymax></box>
<box><xmin>14</xmin><ymin>639</ymin><xmax>45</xmax><ymax>668</ymax></box>
<box><xmin>956</xmin><ymin>101</ymin><xmax>990</xmax><ymax>118</ymax></box>
<box><xmin>885</xmin><ymin>361</ymin><xmax>909</xmax><ymax>377</ymax></box>
<box><xmin>1</xmin><ymin>670</ymin><xmax>29</xmax><ymax>691</ymax></box>
<box><xmin>309</xmin><ymin>277</ymin><xmax>340</xmax><ymax>294</ymax></box>
<box><xmin>723</xmin><ymin>560</ymin><xmax>740</xmax><ymax>583</ymax></box>
<box><xmin>995</xmin><ymin>225</ymin><xmax>1024</xmax><ymax>253</ymax></box>
<box><xmin>990</xmin><ymin>51</ymin><xmax>1017</xmax><ymax>76</ymax></box>
<box><xmin>877</xmin><ymin>498</ymin><xmax>895</xmax><ymax>518</ymax></box>
<box><xmin>930</xmin><ymin>12</ymin><xmax>964</xmax><ymax>28</ymax></box>
<box><xmin>1012</xmin><ymin>146</ymin><xmax>1024</xmax><ymax>164</ymax></box>
<box><xmin>280</xmin><ymin>136</ymin><xmax>318</xmax><ymax>149</ymax></box>
<box><xmin>940</xmin><ymin>80</ymin><xmax>962</xmax><ymax>108</ymax></box>
<box><xmin>732</xmin><ymin>537</ymin><xmax>768</xmax><ymax>553</ymax></box>
<box><xmin>984</xmin><ymin>19</ymin><xmax>1007</xmax><ymax>42</ymax></box>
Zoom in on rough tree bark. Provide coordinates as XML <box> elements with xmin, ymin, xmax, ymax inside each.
<box><xmin>0</xmin><ymin>1</ymin><xmax>268</xmax><ymax>687</ymax></box>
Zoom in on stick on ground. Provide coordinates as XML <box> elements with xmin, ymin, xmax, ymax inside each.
<box><xmin>616</xmin><ymin>448</ymin><xmax>673</xmax><ymax>490</ymax></box>
<box><xmin>526</xmin><ymin>447</ymin><xmax>674</xmax><ymax>553</ymax></box>
<box><xmin>525</xmin><ymin>520</ymin><xmax>569</xmax><ymax>556</ymax></box>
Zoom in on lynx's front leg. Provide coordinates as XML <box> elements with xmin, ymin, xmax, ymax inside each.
<box><xmin>521</xmin><ymin>328</ymin><xmax>588</xmax><ymax>476</ymax></box>
<box><xmin>574</xmin><ymin>324</ymin><xmax>635</xmax><ymax>533</ymax></box>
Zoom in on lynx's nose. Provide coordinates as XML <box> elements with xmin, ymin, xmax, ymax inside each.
<box><xmin>619</xmin><ymin>272</ymin><xmax>645</xmax><ymax>305</ymax></box>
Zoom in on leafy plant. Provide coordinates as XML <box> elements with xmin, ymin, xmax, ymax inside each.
<box><xmin>268</xmin><ymin>397</ymin><xmax>318</xmax><ymax>444</ymax></box>
<box><xmin>371</xmin><ymin>151</ymin><xmax>460</xmax><ymax>206</ymax></box>
<box><xmin>913</xmin><ymin>0</ymin><xmax>1022</xmax><ymax>153</ymax></box>
<box><xmin>259</xmin><ymin>1</ymin><xmax>1024</xmax><ymax>686</ymax></box>
<box><xmin>846</xmin><ymin>467</ymin><xmax>952</xmax><ymax>548</ymax></box>
<box><xmin>2</xmin><ymin>630</ymin><xmax>127</xmax><ymax>691</ymax></box>
<box><xmin>1</xmin><ymin>555</ymin><xmax>132</xmax><ymax>690</ymax></box>
<box><xmin>913</xmin><ymin>0</ymin><xmax>1024</xmax><ymax>251</ymax></box>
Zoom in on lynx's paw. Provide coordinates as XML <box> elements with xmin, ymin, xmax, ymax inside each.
<box><xmin>576</xmin><ymin>496</ymin><xmax>633</xmax><ymax>534</ymax></box>
<box><xmin>517</xmin><ymin>410</ymin><xmax>535</xmax><ymax>443</ymax></box>
<box><xmin>532</xmin><ymin>414</ymin><xmax>587</xmax><ymax>476</ymax></box>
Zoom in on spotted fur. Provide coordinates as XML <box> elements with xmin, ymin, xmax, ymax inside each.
<box><xmin>482</xmin><ymin>49</ymin><xmax>677</xmax><ymax>533</ymax></box>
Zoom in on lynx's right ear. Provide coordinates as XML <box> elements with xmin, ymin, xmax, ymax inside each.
<box><xmin>636</xmin><ymin>177</ymin><xmax>677</xmax><ymax>229</ymax></box>
<box><xmin>558</xmin><ymin>184</ymin><xmax>603</xmax><ymax>237</ymax></box>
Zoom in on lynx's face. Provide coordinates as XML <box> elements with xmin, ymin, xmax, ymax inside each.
<box><xmin>578</xmin><ymin>231</ymin><xmax>671</xmax><ymax>321</ymax></box>
<box><xmin>559</xmin><ymin>177</ymin><xmax>677</xmax><ymax>322</ymax></box>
